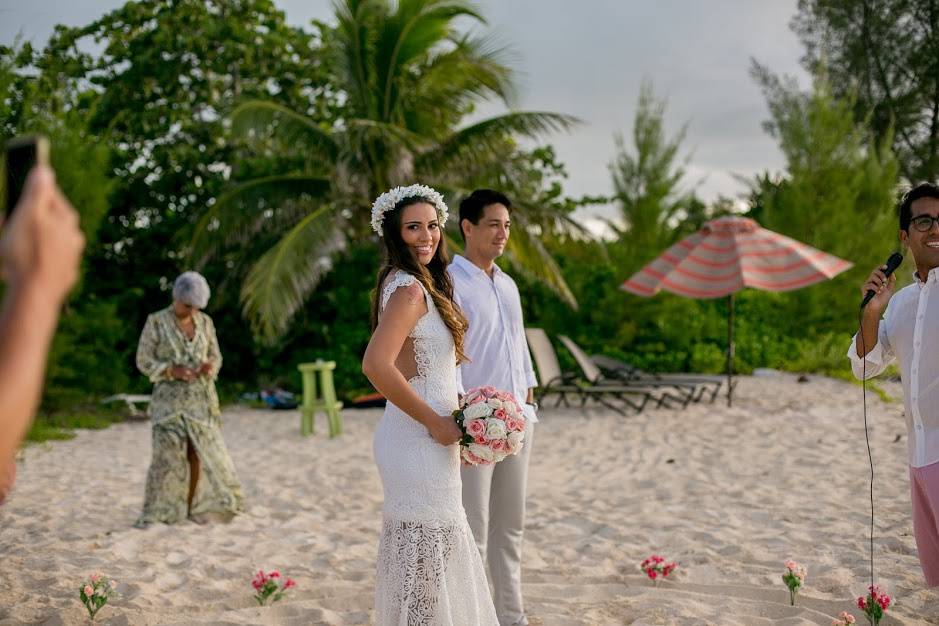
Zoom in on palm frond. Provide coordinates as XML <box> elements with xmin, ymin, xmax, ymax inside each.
<box><xmin>334</xmin><ymin>0</ymin><xmax>383</xmax><ymax>117</ymax></box>
<box><xmin>345</xmin><ymin>117</ymin><xmax>427</xmax><ymax>151</ymax></box>
<box><xmin>503</xmin><ymin>215</ymin><xmax>578</xmax><ymax>309</ymax></box>
<box><xmin>241</xmin><ymin>204</ymin><xmax>347</xmax><ymax>343</ymax></box>
<box><xmin>189</xmin><ymin>175</ymin><xmax>332</xmax><ymax>266</ymax></box>
<box><xmin>417</xmin><ymin>111</ymin><xmax>581</xmax><ymax>173</ymax></box>
<box><xmin>376</xmin><ymin>0</ymin><xmax>486</xmax><ymax>119</ymax></box>
<box><xmin>231</xmin><ymin>100</ymin><xmax>339</xmax><ymax>161</ymax></box>
<box><xmin>413</xmin><ymin>33</ymin><xmax>517</xmax><ymax>112</ymax></box>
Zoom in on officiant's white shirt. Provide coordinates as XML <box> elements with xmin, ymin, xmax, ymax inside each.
<box><xmin>449</xmin><ymin>254</ymin><xmax>539</xmax><ymax>423</ymax></box>
<box><xmin>848</xmin><ymin>268</ymin><xmax>939</xmax><ymax>468</ymax></box>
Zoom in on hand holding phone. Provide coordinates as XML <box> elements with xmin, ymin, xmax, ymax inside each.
<box><xmin>4</xmin><ymin>135</ymin><xmax>50</xmax><ymax>216</ymax></box>
<box><xmin>0</xmin><ymin>137</ymin><xmax>85</xmax><ymax>299</ymax></box>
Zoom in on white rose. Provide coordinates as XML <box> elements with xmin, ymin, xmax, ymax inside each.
<box><xmin>485</xmin><ymin>418</ymin><xmax>507</xmax><ymax>439</ymax></box>
<box><xmin>469</xmin><ymin>443</ymin><xmax>495</xmax><ymax>463</ymax></box>
<box><xmin>507</xmin><ymin>431</ymin><xmax>524</xmax><ymax>449</ymax></box>
<box><xmin>486</xmin><ymin>398</ymin><xmax>503</xmax><ymax>409</ymax></box>
<box><xmin>463</xmin><ymin>403</ymin><xmax>491</xmax><ymax>420</ymax></box>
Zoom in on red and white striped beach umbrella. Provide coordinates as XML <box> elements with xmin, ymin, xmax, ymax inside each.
<box><xmin>621</xmin><ymin>216</ymin><xmax>853</xmax><ymax>405</ymax></box>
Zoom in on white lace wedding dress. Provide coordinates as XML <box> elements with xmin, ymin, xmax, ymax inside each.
<box><xmin>373</xmin><ymin>270</ymin><xmax>498</xmax><ymax>626</ymax></box>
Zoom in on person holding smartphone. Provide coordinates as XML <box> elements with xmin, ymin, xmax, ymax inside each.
<box><xmin>0</xmin><ymin>164</ymin><xmax>86</xmax><ymax>504</ymax></box>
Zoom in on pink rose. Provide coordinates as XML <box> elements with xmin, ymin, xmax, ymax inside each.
<box><xmin>493</xmin><ymin>408</ymin><xmax>507</xmax><ymax>420</ymax></box>
<box><xmin>269</xmin><ymin>571</ymin><xmax>280</xmax><ymax>578</ymax></box>
<box><xmin>470</xmin><ymin>396</ymin><xmax>486</xmax><ymax>405</ymax></box>
<box><xmin>490</xmin><ymin>439</ymin><xmax>507</xmax><ymax>452</ymax></box>
<box><xmin>83</xmin><ymin>585</ymin><xmax>93</xmax><ymax>596</ymax></box>
<box><xmin>466</xmin><ymin>419</ymin><xmax>486</xmax><ymax>437</ymax></box>
<box><xmin>90</xmin><ymin>574</ymin><xmax>101</xmax><ymax>583</ymax></box>
<box><xmin>473</xmin><ymin>435</ymin><xmax>487</xmax><ymax>445</ymax></box>
<box><xmin>284</xmin><ymin>578</ymin><xmax>296</xmax><ymax>589</ymax></box>
<box><xmin>505</xmin><ymin>417</ymin><xmax>522</xmax><ymax>432</ymax></box>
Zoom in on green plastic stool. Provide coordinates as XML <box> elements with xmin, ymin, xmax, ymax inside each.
<box><xmin>298</xmin><ymin>360</ymin><xmax>343</xmax><ymax>437</ymax></box>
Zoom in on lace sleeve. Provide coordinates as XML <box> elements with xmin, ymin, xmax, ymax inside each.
<box><xmin>381</xmin><ymin>271</ymin><xmax>424</xmax><ymax>311</ymax></box>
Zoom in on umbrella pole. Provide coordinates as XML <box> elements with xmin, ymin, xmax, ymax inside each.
<box><xmin>727</xmin><ymin>293</ymin><xmax>734</xmax><ymax>407</ymax></box>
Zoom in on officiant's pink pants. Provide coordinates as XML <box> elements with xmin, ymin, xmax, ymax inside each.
<box><xmin>910</xmin><ymin>461</ymin><xmax>939</xmax><ymax>586</ymax></box>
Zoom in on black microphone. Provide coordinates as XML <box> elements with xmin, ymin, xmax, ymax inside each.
<box><xmin>861</xmin><ymin>252</ymin><xmax>904</xmax><ymax>308</ymax></box>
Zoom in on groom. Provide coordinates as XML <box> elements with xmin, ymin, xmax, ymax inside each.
<box><xmin>450</xmin><ymin>189</ymin><xmax>538</xmax><ymax>626</ymax></box>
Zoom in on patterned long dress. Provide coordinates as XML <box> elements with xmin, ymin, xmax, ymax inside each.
<box><xmin>134</xmin><ymin>307</ymin><xmax>244</xmax><ymax>526</ymax></box>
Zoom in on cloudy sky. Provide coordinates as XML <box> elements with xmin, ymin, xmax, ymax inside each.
<box><xmin>1</xmin><ymin>1</ymin><xmax>809</xmax><ymax>223</ymax></box>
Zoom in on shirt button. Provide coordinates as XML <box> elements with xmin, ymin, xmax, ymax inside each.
<box><xmin>917</xmin><ymin>424</ymin><xmax>924</xmax><ymax>430</ymax></box>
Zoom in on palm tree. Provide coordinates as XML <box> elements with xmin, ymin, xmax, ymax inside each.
<box><xmin>190</xmin><ymin>0</ymin><xmax>580</xmax><ymax>342</ymax></box>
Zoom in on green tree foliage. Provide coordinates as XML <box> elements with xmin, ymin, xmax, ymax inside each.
<box><xmin>23</xmin><ymin>0</ymin><xmax>339</xmax><ymax>391</ymax></box>
<box><xmin>0</xmin><ymin>46</ymin><xmax>123</xmax><ymax>410</ymax></box>
<box><xmin>750</xmin><ymin>63</ymin><xmax>900</xmax><ymax>330</ymax></box>
<box><xmin>193</xmin><ymin>0</ymin><xmax>580</xmax><ymax>342</ymax></box>
<box><xmin>792</xmin><ymin>0</ymin><xmax>939</xmax><ymax>182</ymax></box>
<box><xmin>607</xmin><ymin>80</ymin><xmax>696</xmax><ymax>274</ymax></box>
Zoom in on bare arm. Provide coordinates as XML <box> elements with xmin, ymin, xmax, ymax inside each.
<box><xmin>362</xmin><ymin>282</ymin><xmax>461</xmax><ymax>445</ymax></box>
<box><xmin>0</xmin><ymin>166</ymin><xmax>85</xmax><ymax>502</ymax></box>
<box><xmin>0</xmin><ymin>282</ymin><xmax>65</xmax><ymax>465</ymax></box>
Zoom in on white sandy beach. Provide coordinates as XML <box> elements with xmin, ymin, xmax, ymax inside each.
<box><xmin>1</xmin><ymin>373</ymin><xmax>937</xmax><ymax>625</ymax></box>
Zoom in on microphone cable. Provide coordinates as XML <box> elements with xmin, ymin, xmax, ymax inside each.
<box><xmin>857</xmin><ymin>306</ymin><xmax>875</xmax><ymax>592</ymax></box>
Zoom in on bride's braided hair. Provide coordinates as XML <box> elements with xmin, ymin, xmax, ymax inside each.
<box><xmin>370</xmin><ymin>196</ymin><xmax>469</xmax><ymax>364</ymax></box>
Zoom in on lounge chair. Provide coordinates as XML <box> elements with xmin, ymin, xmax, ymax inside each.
<box><xmin>525</xmin><ymin>328</ymin><xmax>680</xmax><ymax>414</ymax></box>
<box><xmin>557</xmin><ymin>335</ymin><xmax>696</xmax><ymax>408</ymax></box>
<box><xmin>589</xmin><ymin>353</ymin><xmax>728</xmax><ymax>403</ymax></box>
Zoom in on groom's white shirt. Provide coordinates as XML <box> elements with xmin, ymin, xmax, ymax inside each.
<box><xmin>449</xmin><ymin>254</ymin><xmax>538</xmax><ymax>423</ymax></box>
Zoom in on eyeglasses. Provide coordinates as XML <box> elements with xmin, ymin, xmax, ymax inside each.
<box><xmin>910</xmin><ymin>214</ymin><xmax>939</xmax><ymax>232</ymax></box>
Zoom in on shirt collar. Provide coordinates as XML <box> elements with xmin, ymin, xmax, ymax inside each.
<box><xmin>453</xmin><ymin>254</ymin><xmax>501</xmax><ymax>280</ymax></box>
<box><xmin>913</xmin><ymin>267</ymin><xmax>939</xmax><ymax>285</ymax></box>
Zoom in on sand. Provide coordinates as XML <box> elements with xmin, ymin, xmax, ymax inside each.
<box><xmin>1</xmin><ymin>373</ymin><xmax>936</xmax><ymax>625</ymax></box>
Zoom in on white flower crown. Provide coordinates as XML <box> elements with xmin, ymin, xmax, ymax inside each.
<box><xmin>370</xmin><ymin>184</ymin><xmax>449</xmax><ymax>236</ymax></box>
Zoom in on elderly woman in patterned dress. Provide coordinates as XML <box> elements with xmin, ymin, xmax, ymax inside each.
<box><xmin>134</xmin><ymin>271</ymin><xmax>243</xmax><ymax>527</ymax></box>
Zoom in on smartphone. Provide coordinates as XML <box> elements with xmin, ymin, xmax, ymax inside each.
<box><xmin>4</xmin><ymin>135</ymin><xmax>50</xmax><ymax>216</ymax></box>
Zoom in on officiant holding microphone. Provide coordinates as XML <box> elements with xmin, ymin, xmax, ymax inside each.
<box><xmin>848</xmin><ymin>182</ymin><xmax>939</xmax><ymax>586</ymax></box>
<box><xmin>450</xmin><ymin>189</ymin><xmax>538</xmax><ymax>626</ymax></box>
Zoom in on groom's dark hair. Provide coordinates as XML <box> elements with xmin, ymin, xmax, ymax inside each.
<box><xmin>459</xmin><ymin>189</ymin><xmax>512</xmax><ymax>241</ymax></box>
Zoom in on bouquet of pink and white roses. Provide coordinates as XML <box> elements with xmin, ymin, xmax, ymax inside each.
<box><xmin>453</xmin><ymin>386</ymin><xmax>526</xmax><ymax>466</ymax></box>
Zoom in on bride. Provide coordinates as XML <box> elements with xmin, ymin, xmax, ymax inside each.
<box><xmin>362</xmin><ymin>184</ymin><xmax>498</xmax><ymax>625</ymax></box>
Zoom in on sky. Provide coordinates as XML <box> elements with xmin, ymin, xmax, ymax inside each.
<box><xmin>1</xmin><ymin>1</ymin><xmax>809</xmax><ymax>225</ymax></box>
